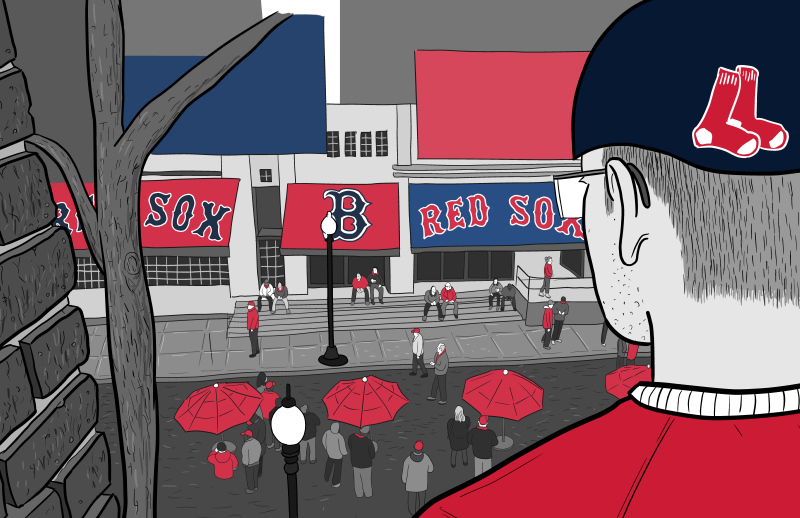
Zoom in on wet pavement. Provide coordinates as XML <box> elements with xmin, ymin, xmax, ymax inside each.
<box><xmin>98</xmin><ymin>358</ymin><xmax>619</xmax><ymax>517</ymax></box>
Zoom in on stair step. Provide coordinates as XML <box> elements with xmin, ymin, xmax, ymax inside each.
<box><xmin>230</xmin><ymin>306</ymin><xmax>518</xmax><ymax>325</ymax></box>
<box><xmin>233</xmin><ymin>292</ymin><xmax>501</xmax><ymax>308</ymax></box>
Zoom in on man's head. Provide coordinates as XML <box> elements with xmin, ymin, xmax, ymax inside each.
<box><xmin>360</xmin><ymin>425</ymin><xmax>370</xmax><ymax>434</ymax></box>
<box><xmin>545</xmin><ymin>256</ymin><xmax>552</xmax><ymax>264</ymax></box>
<box><xmin>561</xmin><ymin>296</ymin><xmax>567</xmax><ymax>303</ymax></box>
<box><xmin>247</xmin><ymin>302</ymin><xmax>255</xmax><ymax>310</ymax></box>
<box><xmin>301</xmin><ymin>404</ymin><xmax>308</xmax><ymax>413</ymax></box>
<box><xmin>216</xmin><ymin>441</ymin><xmax>227</xmax><ymax>452</ymax></box>
<box><xmin>545</xmin><ymin>300</ymin><xmax>554</xmax><ymax>308</ymax></box>
<box><xmin>278</xmin><ymin>282</ymin><xmax>283</xmax><ymax>289</ymax></box>
<box><xmin>372</xmin><ymin>267</ymin><xmax>378</xmax><ymax>273</ymax></box>
<box><xmin>356</xmin><ymin>273</ymin><xmax>362</xmax><ymax>280</ymax></box>
<box><xmin>430</xmin><ymin>286</ymin><xmax>437</xmax><ymax>294</ymax></box>
<box><xmin>437</xmin><ymin>343</ymin><xmax>445</xmax><ymax>354</ymax></box>
<box><xmin>241</xmin><ymin>430</ymin><xmax>253</xmax><ymax>440</ymax></box>
<box><xmin>412</xmin><ymin>328</ymin><xmax>420</xmax><ymax>336</ymax></box>
<box><xmin>331</xmin><ymin>422</ymin><xmax>339</xmax><ymax>433</ymax></box>
<box><xmin>478</xmin><ymin>415</ymin><xmax>489</xmax><ymax>428</ymax></box>
<box><xmin>414</xmin><ymin>440</ymin><xmax>423</xmax><ymax>454</ymax></box>
<box><xmin>445</xmin><ymin>282</ymin><xmax>451</xmax><ymax>290</ymax></box>
<box><xmin>493</xmin><ymin>278</ymin><xmax>498</xmax><ymax>285</ymax></box>
<box><xmin>256</xmin><ymin>372</ymin><xmax>267</xmax><ymax>388</ymax></box>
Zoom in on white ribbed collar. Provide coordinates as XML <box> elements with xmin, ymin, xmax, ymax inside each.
<box><xmin>630</xmin><ymin>383</ymin><xmax>800</xmax><ymax>418</ymax></box>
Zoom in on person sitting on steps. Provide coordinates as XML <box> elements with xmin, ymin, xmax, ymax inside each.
<box><xmin>422</xmin><ymin>285</ymin><xmax>444</xmax><ymax>322</ymax></box>
<box><xmin>259</xmin><ymin>279</ymin><xmax>276</xmax><ymax>314</ymax></box>
<box><xmin>274</xmin><ymin>282</ymin><xmax>290</xmax><ymax>314</ymax></box>
<box><xmin>351</xmin><ymin>273</ymin><xmax>370</xmax><ymax>306</ymax></box>
<box><xmin>440</xmin><ymin>282</ymin><xmax>458</xmax><ymax>320</ymax></box>
<box><xmin>488</xmin><ymin>278</ymin><xmax>503</xmax><ymax>310</ymax></box>
<box><xmin>500</xmin><ymin>283</ymin><xmax>517</xmax><ymax>312</ymax></box>
<box><xmin>368</xmin><ymin>267</ymin><xmax>385</xmax><ymax>305</ymax></box>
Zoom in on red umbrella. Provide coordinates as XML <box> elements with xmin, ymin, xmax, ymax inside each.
<box><xmin>175</xmin><ymin>382</ymin><xmax>263</xmax><ymax>437</ymax></box>
<box><xmin>606</xmin><ymin>365</ymin><xmax>651</xmax><ymax>399</ymax></box>
<box><xmin>462</xmin><ymin>369</ymin><xmax>544</xmax><ymax>450</ymax></box>
<box><xmin>323</xmin><ymin>376</ymin><xmax>409</xmax><ymax>428</ymax></box>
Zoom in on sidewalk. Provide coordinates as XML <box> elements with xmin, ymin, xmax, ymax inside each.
<box><xmin>80</xmin><ymin>316</ymin><xmax>616</xmax><ymax>382</ymax></box>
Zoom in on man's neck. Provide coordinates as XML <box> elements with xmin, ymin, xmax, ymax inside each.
<box><xmin>651</xmin><ymin>297</ymin><xmax>800</xmax><ymax>390</ymax></box>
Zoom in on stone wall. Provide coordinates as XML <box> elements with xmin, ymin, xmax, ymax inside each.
<box><xmin>0</xmin><ymin>4</ymin><xmax>116</xmax><ymax>518</ymax></box>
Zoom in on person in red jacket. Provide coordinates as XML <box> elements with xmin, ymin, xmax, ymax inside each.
<box><xmin>538</xmin><ymin>256</ymin><xmax>553</xmax><ymax>298</ymax></box>
<box><xmin>255</xmin><ymin>372</ymin><xmax>281</xmax><ymax>458</ymax></box>
<box><xmin>440</xmin><ymin>282</ymin><xmax>458</xmax><ymax>320</ymax></box>
<box><xmin>541</xmin><ymin>300</ymin><xmax>554</xmax><ymax>350</ymax></box>
<box><xmin>351</xmin><ymin>273</ymin><xmax>370</xmax><ymax>306</ymax></box>
<box><xmin>246</xmin><ymin>301</ymin><xmax>259</xmax><ymax>359</ymax></box>
<box><xmin>208</xmin><ymin>441</ymin><xmax>238</xmax><ymax>480</ymax></box>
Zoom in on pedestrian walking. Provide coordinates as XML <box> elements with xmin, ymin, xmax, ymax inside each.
<box><xmin>247</xmin><ymin>416</ymin><xmax>268</xmax><ymax>479</ymax></box>
<box><xmin>467</xmin><ymin>416</ymin><xmax>498</xmax><ymax>477</ymax></box>
<box><xmin>542</xmin><ymin>300</ymin><xmax>554</xmax><ymax>350</ymax></box>
<box><xmin>552</xmin><ymin>296</ymin><xmax>570</xmax><ymax>343</ymax></box>
<box><xmin>274</xmin><ymin>282</ymin><xmax>290</xmax><ymax>313</ymax></box>
<box><xmin>500</xmin><ymin>283</ymin><xmax>517</xmax><ymax>312</ymax></box>
<box><xmin>409</xmin><ymin>328</ymin><xmax>428</xmax><ymax>377</ymax></box>
<box><xmin>208</xmin><ymin>441</ymin><xmax>238</xmax><ymax>480</ymax></box>
<box><xmin>368</xmin><ymin>267</ymin><xmax>385</xmax><ymax>305</ymax></box>
<box><xmin>440</xmin><ymin>282</ymin><xmax>459</xmax><ymax>319</ymax></box>
<box><xmin>322</xmin><ymin>422</ymin><xmax>348</xmax><ymax>488</ymax></box>
<box><xmin>254</xmin><ymin>373</ymin><xmax>280</xmax><ymax>453</ymax></box>
<box><xmin>447</xmin><ymin>406</ymin><xmax>471</xmax><ymax>468</ymax></box>
<box><xmin>246</xmin><ymin>301</ymin><xmax>259</xmax><ymax>359</ymax></box>
<box><xmin>299</xmin><ymin>404</ymin><xmax>320</xmax><ymax>464</ymax></box>
<box><xmin>422</xmin><ymin>285</ymin><xmax>443</xmax><ymax>322</ymax></box>
<box><xmin>241</xmin><ymin>429</ymin><xmax>262</xmax><ymax>493</ymax></box>
<box><xmin>426</xmin><ymin>343</ymin><xmax>448</xmax><ymax>404</ymax></box>
<box><xmin>538</xmin><ymin>256</ymin><xmax>553</xmax><ymax>298</ymax></box>
<box><xmin>402</xmin><ymin>440</ymin><xmax>434</xmax><ymax>515</ymax></box>
<box><xmin>259</xmin><ymin>280</ymin><xmax>276</xmax><ymax>314</ymax></box>
<box><xmin>488</xmin><ymin>278</ymin><xmax>502</xmax><ymax>310</ymax></box>
<box><xmin>348</xmin><ymin>425</ymin><xmax>377</xmax><ymax>498</ymax></box>
<box><xmin>351</xmin><ymin>273</ymin><xmax>370</xmax><ymax>306</ymax></box>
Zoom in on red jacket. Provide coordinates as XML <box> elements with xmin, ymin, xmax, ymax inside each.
<box><xmin>208</xmin><ymin>450</ymin><xmax>238</xmax><ymax>479</ymax></box>
<box><xmin>627</xmin><ymin>343</ymin><xmax>639</xmax><ymax>360</ymax></box>
<box><xmin>419</xmin><ymin>399</ymin><xmax>800</xmax><ymax>517</ymax></box>
<box><xmin>352</xmin><ymin>276</ymin><xmax>368</xmax><ymax>290</ymax></box>
<box><xmin>544</xmin><ymin>264</ymin><xmax>553</xmax><ymax>278</ymax></box>
<box><xmin>542</xmin><ymin>307</ymin><xmax>553</xmax><ymax>329</ymax></box>
<box><xmin>441</xmin><ymin>287</ymin><xmax>457</xmax><ymax>302</ymax></box>
<box><xmin>260</xmin><ymin>382</ymin><xmax>280</xmax><ymax>419</ymax></box>
<box><xmin>247</xmin><ymin>307</ymin><xmax>259</xmax><ymax>330</ymax></box>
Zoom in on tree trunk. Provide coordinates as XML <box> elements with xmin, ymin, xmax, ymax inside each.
<box><xmin>99</xmin><ymin>159</ymin><xmax>157</xmax><ymax>518</ymax></box>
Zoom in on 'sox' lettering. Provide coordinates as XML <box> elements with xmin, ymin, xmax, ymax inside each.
<box><xmin>143</xmin><ymin>192</ymin><xmax>172</xmax><ymax>228</ymax></box>
<box><xmin>192</xmin><ymin>201</ymin><xmax>232</xmax><ymax>241</ymax></box>
<box><xmin>467</xmin><ymin>194</ymin><xmax>490</xmax><ymax>227</ymax></box>
<box><xmin>533</xmin><ymin>197</ymin><xmax>554</xmax><ymax>230</ymax></box>
<box><xmin>172</xmin><ymin>194</ymin><xmax>196</xmax><ymax>232</ymax></box>
<box><xmin>54</xmin><ymin>202</ymin><xmax>72</xmax><ymax>234</ymax></box>
<box><xmin>555</xmin><ymin>218</ymin><xmax>584</xmax><ymax>239</ymax></box>
<box><xmin>323</xmin><ymin>188</ymin><xmax>372</xmax><ymax>242</ymax></box>
<box><xmin>419</xmin><ymin>204</ymin><xmax>446</xmax><ymax>239</ymax></box>
<box><xmin>445</xmin><ymin>197</ymin><xmax>467</xmax><ymax>231</ymax></box>
<box><xmin>509</xmin><ymin>195</ymin><xmax>530</xmax><ymax>226</ymax></box>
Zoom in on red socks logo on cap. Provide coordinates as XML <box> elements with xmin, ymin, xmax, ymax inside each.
<box><xmin>693</xmin><ymin>66</ymin><xmax>788</xmax><ymax>158</ymax></box>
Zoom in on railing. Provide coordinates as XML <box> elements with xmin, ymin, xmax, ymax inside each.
<box><xmin>515</xmin><ymin>265</ymin><xmax>596</xmax><ymax>302</ymax></box>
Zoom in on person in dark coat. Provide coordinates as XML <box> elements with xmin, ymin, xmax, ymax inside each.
<box><xmin>422</xmin><ymin>286</ymin><xmax>444</xmax><ymax>322</ymax></box>
<box><xmin>467</xmin><ymin>415</ymin><xmax>499</xmax><ymax>477</ymax></box>
<box><xmin>500</xmin><ymin>283</ymin><xmax>517</xmax><ymax>312</ymax></box>
<box><xmin>246</xmin><ymin>301</ymin><xmax>259</xmax><ymax>358</ymax></box>
<box><xmin>241</xmin><ymin>430</ymin><xmax>262</xmax><ymax>493</ymax></box>
<box><xmin>426</xmin><ymin>343</ymin><xmax>449</xmax><ymax>404</ymax></box>
<box><xmin>488</xmin><ymin>278</ymin><xmax>503</xmax><ymax>310</ymax></box>
<box><xmin>348</xmin><ymin>425</ymin><xmax>377</xmax><ymax>498</ymax></box>
<box><xmin>299</xmin><ymin>404</ymin><xmax>320</xmax><ymax>464</ymax></box>
<box><xmin>447</xmin><ymin>406</ymin><xmax>471</xmax><ymax>468</ymax></box>
<box><xmin>368</xmin><ymin>267</ymin><xmax>385</xmax><ymax>305</ymax></box>
<box><xmin>552</xmin><ymin>296</ymin><xmax>570</xmax><ymax>343</ymax></box>
<box><xmin>247</xmin><ymin>416</ymin><xmax>268</xmax><ymax>479</ymax></box>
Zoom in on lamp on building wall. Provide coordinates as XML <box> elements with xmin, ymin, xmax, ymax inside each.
<box><xmin>269</xmin><ymin>384</ymin><xmax>306</xmax><ymax>518</ymax></box>
<box><xmin>319</xmin><ymin>212</ymin><xmax>348</xmax><ymax>366</ymax></box>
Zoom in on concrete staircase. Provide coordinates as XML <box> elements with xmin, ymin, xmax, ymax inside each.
<box><xmin>227</xmin><ymin>291</ymin><xmax>521</xmax><ymax>338</ymax></box>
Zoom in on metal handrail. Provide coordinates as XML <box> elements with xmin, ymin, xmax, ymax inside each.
<box><xmin>515</xmin><ymin>265</ymin><xmax>595</xmax><ymax>302</ymax></box>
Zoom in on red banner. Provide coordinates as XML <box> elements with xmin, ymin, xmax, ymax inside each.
<box><xmin>50</xmin><ymin>179</ymin><xmax>239</xmax><ymax>249</ymax></box>
<box><xmin>281</xmin><ymin>183</ymin><xmax>400</xmax><ymax>252</ymax></box>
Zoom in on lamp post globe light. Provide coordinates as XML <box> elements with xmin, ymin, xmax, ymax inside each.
<box><xmin>319</xmin><ymin>211</ymin><xmax>348</xmax><ymax>367</ymax></box>
<box><xmin>270</xmin><ymin>384</ymin><xmax>306</xmax><ymax>518</ymax></box>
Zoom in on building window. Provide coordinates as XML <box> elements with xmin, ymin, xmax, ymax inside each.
<box><xmin>414</xmin><ymin>251</ymin><xmax>514</xmax><ymax>283</ymax></box>
<box><xmin>75</xmin><ymin>256</ymin><xmax>230</xmax><ymax>289</ymax></box>
<box><xmin>258</xmin><ymin>239</ymin><xmax>286</xmax><ymax>286</ymax></box>
<box><xmin>344</xmin><ymin>131</ymin><xmax>357</xmax><ymax>157</ymax></box>
<box><xmin>259</xmin><ymin>169</ymin><xmax>272</xmax><ymax>182</ymax></box>
<box><xmin>360</xmin><ymin>132</ymin><xmax>372</xmax><ymax>157</ymax></box>
<box><xmin>375</xmin><ymin>130</ymin><xmax>388</xmax><ymax>157</ymax></box>
<box><xmin>560</xmin><ymin>249</ymin><xmax>586</xmax><ymax>277</ymax></box>
<box><xmin>326</xmin><ymin>131</ymin><xmax>340</xmax><ymax>158</ymax></box>
<box><xmin>308</xmin><ymin>255</ymin><xmax>388</xmax><ymax>288</ymax></box>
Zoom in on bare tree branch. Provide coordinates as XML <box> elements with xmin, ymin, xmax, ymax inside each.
<box><xmin>88</xmin><ymin>0</ymin><xmax>124</xmax><ymax>170</ymax></box>
<box><xmin>25</xmin><ymin>135</ymin><xmax>105</xmax><ymax>272</ymax></box>
<box><xmin>116</xmin><ymin>11</ymin><xmax>293</xmax><ymax>162</ymax></box>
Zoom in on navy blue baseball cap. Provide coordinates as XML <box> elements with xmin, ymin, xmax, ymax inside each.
<box><xmin>572</xmin><ymin>0</ymin><xmax>800</xmax><ymax>174</ymax></box>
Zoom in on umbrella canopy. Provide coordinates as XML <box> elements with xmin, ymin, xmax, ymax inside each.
<box><xmin>606</xmin><ymin>365</ymin><xmax>652</xmax><ymax>399</ymax></box>
<box><xmin>323</xmin><ymin>376</ymin><xmax>409</xmax><ymax>428</ymax></box>
<box><xmin>463</xmin><ymin>370</ymin><xmax>543</xmax><ymax>421</ymax></box>
<box><xmin>175</xmin><ymin>382</ymin><xmax>263</xmax><ymax>434</ymax></box>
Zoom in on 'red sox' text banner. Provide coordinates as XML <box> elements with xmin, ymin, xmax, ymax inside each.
<box><xmin>50</xmin><ymin>179</ymin><xmax>239</xmax><ymax>249</ymax></box>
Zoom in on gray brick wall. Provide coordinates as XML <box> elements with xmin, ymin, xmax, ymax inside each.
<box><xmin>48</xmin><ymin>431</ymin><xmax>109</xmax><ymax>518</ymax></box>
<box><xmin>0</xmin><ymin>152</ymin><xmax>53</xmax><ymax>245</ymax></box>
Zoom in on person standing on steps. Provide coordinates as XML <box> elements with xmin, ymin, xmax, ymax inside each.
<box><xmin>447</xmin><ymin>406</ymin><xmax>471</xmax><ymax>468</ymax></box>
<box><xmin>246</xmin><ymin>301</ymin><xmax>260</xmax><ymax>359</ymax></box>
<box><xmin>274</xmin><ymin>282</ymin><xmax>290</xmax><ymax>314</ymax></box>
<box><xmin>467</xmin><ymin>415</ymin><xmax>499</xmax><ymax>477</ymax></box>
<box><xmin>552</xmin><ymin>296</ymin><xmax>570</xmax><ymax>343</ymax></box>
<box><xmin>348</xmin><ymin>425</ymin><xmax>377</xmax><ymax>498</ymax></box>
<box><xmin>410</xmin><ymin>328</ymin><xmax>429</xmax><ymax>378</ymax></box>
<box><xmin>240</xmin><ymin>429</ymin><xmax>262</xmax><ymax>494</ymax></box>
<box><xmin>427</xmin><ymin>343</ymin><xmax>449</xmax><ymax>404</ymax></box>
<box><xmin>538</xmin><ymin>256</ymin><xmax>553</xmax><ymax>298</ymax></box>
<box><xmin>422</xmin><ymin>285</ymin><xmax>443</xmax><ymax>322</ymax></box>
<box><xmin>368</xmin><ymin>267</ymin><xmax>385</xmax><ymax>305</ymax></box>
<box><xmin>322</xmin><ymin>422</ymin><xmax>348</xmax><ymax>488</ymax></box>
<box><xmin>441</xmin><ymin>282</ymin><xmax>459</xmax><ymax>320</ymax></box>
<box><xmin>488</xmin><ymin>278</ymin><xmax>503</xmax><ymax>310</ymax></box>
<box><xmin>542</xmin><ymin>300</ymin><xmax>555</xmax><ymax>350</ymax></box>
<box><xmin>351</xmin><ymin>272</ymin><xmax>370</xmax><ymax>306</ymax></box>
<box><xmin>299</xmin><ymin>404</ymin><xmax>320</xmax><ymax>465</ymax></box>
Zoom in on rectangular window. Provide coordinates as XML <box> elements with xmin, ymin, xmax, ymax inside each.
<box><xmin>326</xmin><ymin>131</ymin><xmax>340</xmax><ymax>158</ymax></box>
<box><xmin>375</xmin><ymin>130</ymin><xmax>388</xmax><ymax>157</ymax></box>
<box><xmin>259</xmin><ymin>169</ymin><xmax>272</xmax><ymax>182</ymax></box>
<box><xmin>308</xmin><ymin>256</ymin><xmax>388</xmax><ymax>288</ymax></box>
<box><xmin>344</xmin><ymin>131</ymin><xmax>357</xmax><ymax>157</ymax></box>
<box><xmin>467</xmin><ymin>251</ymin><xmax>489</xmax><ymax>279</ymax></box>
<box><xmin>443</xmin><ymin>251</ymin><xmax>465</xmax><ymax>280</ymax></box>
<box><xmin>560</xmin><ymin>249</ymin><xmax>585</xmax><ymax>278</ymax></box>
<box><xmin>258</xmin><ymin>239</ymin><xmax>286</xmax><ymax>286</ymax></box>
<box><xmin>74</xmin><ymin>256</ymin><xmax>229</xmax><ymax>289</ymax></box>
<box><xmin>490</xmin><ymin>251</ymin><xmax>514</xmax><ymax>280</ymax></box>
<box><xmin>414</xmin><ymin>251</ymin><xmax>514</xmax><ymax>283</ymax></box>
<box><xmin>416</xmin><ymin>252</ymin><xmax>442</xmax><ymax>282</ymax></box>
<box><xmin>360</xmin><ymin>132</ymin><xmax>372</xmax><ymax>157</ymax></box>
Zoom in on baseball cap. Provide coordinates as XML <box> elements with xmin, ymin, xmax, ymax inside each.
<box><xmin>412</xmin><ymin>328</ymin><xmax>420</xmax><ymax>334</ymax></box>
<box><xmin>478</xmin><ymin>415</ymin><xmax>489</xmax><ymax>427</ymax></box>
<box><xmin>241</xmin><ymin>430</ymin><xmax>253</xmax><ymax>437</ymax></box>
<box><xmin>414</xmin><ymin>440</ymin><xmax>424</xmax><ymax>451</ymax></box>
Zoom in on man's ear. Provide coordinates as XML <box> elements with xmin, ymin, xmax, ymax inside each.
<box><xmin>605</xmin><ymin>159</ymin><xmax>649</xmax><ymax>266</ymax></box>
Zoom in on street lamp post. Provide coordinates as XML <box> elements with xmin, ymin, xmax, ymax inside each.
<box><xmin>270</xmin><ymin>384</ymin><xmax>306</xmax><ymax>518</ymax></box>
<box><xmin>319</xmin><ymin>211</ymin><xmax>348</xmax><ymax>367</ymax></box>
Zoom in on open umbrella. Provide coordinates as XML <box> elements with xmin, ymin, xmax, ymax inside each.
<box><xmin>463</xmin><ymin>369</ymin><xmax>543</xmax><ymax>450</ymax></box>
<box><xmin>323</xmin><ymin>376</ymin><xmax>409</xmax><ymax>428</ymax></box>
<box><xmin>606</xmin><ymin>365</ymin><xmax>651</xmax><ymax>399</ymax></box>
<box><xmin>175</xmin><ymin>382</ymin><xmax>263</xmax><ymax>444</ymax></box>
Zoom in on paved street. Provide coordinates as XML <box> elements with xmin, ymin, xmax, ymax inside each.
<box><xmin>97</xmin><ymin>359</ymin><xmax>619</xmax><ymax>517</ymax></box>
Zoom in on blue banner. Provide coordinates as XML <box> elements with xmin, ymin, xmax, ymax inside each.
<box><xmin>409</xmin><ymin>183</ymin><xmax>584</xmax><ymax>248</ymax></box>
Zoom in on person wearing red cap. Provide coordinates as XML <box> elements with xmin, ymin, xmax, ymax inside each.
<box><xmin>247</xmin><ymin>416</ymin><xmax>268</xmax><ymax>478</ymax></box>
<box><xmin>240</xmin><ymin>429</ymin><xmax>262</xmax><ymax>493</ymax></box>
<box><xmin>246</xmin><ymin>301</ymin><xmax>260</xmax><ymax>358</ymax></box>
<box><xmin>466</xmin><ymin>416</ymin><xmax>498</xmax><ymax>477</ymax></box>
<box><xmin>409</xmin><ymin>329</ymin><xmax>428</xmax><ymax>377</ymax></box>
<box><xmin>541</xmin><ymin>300</ymin><xmax>555</xmax><ymax>350</ymax></box>
<box><xmin>208</xmin><ymin>441</ymin><xmax>238</xmax><ymax>480</ymax></box>
<box><xmin>402</xmin><ymin>440</ymin><xmax>434</xmax><ymax>515</ymax></box>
